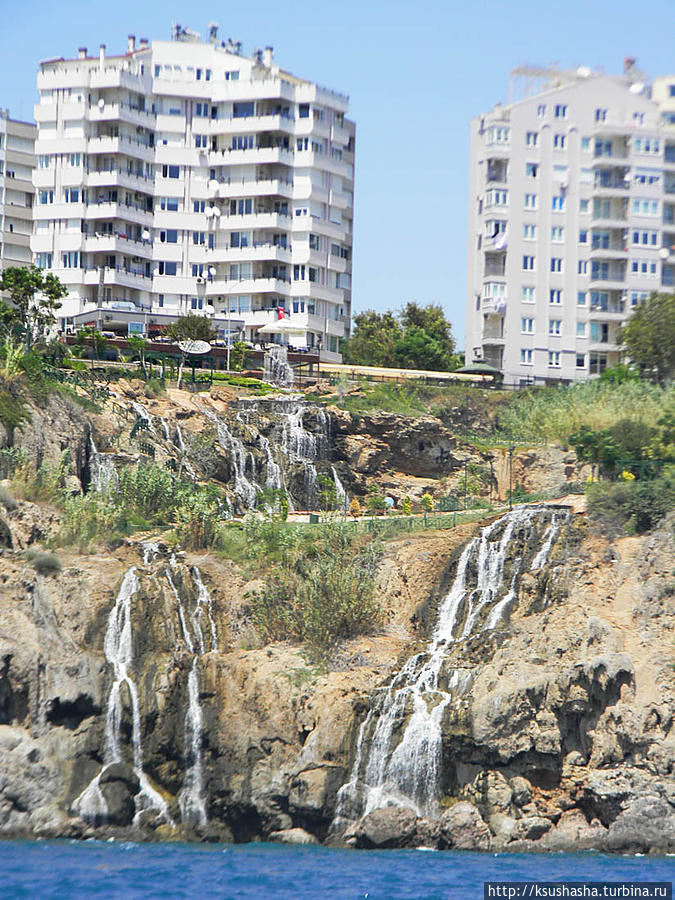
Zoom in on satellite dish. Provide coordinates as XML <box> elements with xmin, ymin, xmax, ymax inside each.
<box><xmin>205</xmin><ymin>304</ymin><xmax>215</xmax><ymax>315</ymax></box>
<box><xmin>98</xmin><ymin>98</ymin><xmax>105</xmax><ymax>109</ymax></box>
<box><xmin>208</xmin><ymin>266</ymin><xmax>217</xmax><ymax>276</ymax></box>
<box><xmin>659</xmin><ymin>247</ymin><xmax>670</xmax><ymax>259</ymax></box>
<box><xmin>142</xmin><ymin>229</ymin><xmax>151</xmax><ymax>240</ymax></box>
<box><xmin>208</xmin><ymin>179</ymin><xmax>218</xmax><ymax>191</ymax></box>
<box><xmin>629</xmin><ymin>82</ymin><xmax>645</xmax><ymax>94</ymax></box>
<box><xmin>205</xmin><ymin>206</ymin><xmax>215</xmax><ymax>217</ymax></box>
<box><xmin>576</xmin><ymin>66</ymin><xmax>592</xmax><ymax>78</ymax></box>
<box><xmin>177</xmin><ymin>339</ymin><xmax>211</xmax><ymax>355</ymax></box>
<box><xmin>213</xmin><ymin>207</ymin><xmax>221</xmax><ymax>217</ymax></box>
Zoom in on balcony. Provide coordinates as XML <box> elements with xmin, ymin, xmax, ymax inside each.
<box><xmin>83</xmin><ymin>232</ymin><xmax>154</xmax><ymax>258</ymax></box>
<box><xmin>84</xmin><ymin>200</ymin><xmax>153</xmax><ymax>222</ymax></box>
<box><xmin>82</xmin><ymin>265</ymin><xmax>152</xmax><ymax>288</ymax></box>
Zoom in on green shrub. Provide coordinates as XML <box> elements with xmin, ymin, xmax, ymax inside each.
<box><xmin>144</xmin><ymin>377</ymin><xmax>166</xmax><ymax>398</ymax></box>
<box><xmin>0</xmin><ymin>486</ymin><xmax>17</xmax><ymax>511</ymax></box>
<box><xmin>187</xmin><ymin>427</ymin><xmax>220</xmax><ymax>477</ymax></box>
<box><xmin>587</xmin><ymin>468</ymin><xmax>675</xmax><ymax>536</ymax></box>
<box><xmin>26</xmin><ymin>549</ymin><xmax>61</xmax><ymax>576</ymax></box>
<box><xmin>175</xmin><ymin>491</ymin><xmax>220</xmax><ymax>549</ymax></box>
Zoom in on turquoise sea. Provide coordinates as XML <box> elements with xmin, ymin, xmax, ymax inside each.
<box><xmin>0</xmin><ymin>840</ymin><xmax>672</xmax><ymax>899</ymax></box>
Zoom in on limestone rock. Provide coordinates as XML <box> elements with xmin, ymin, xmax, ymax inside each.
<box><xmin>269</xmin><ymin>827</ymin><xmax>319</xmax><ymax>845</ymax></box>
<box><xmin>354</xmin><ymin>807</ymin><xmax>417</xmax><ymax>849</ymax></box>
<box><xmin>99</xmin><ymin>763</ymin><xmax>140</xmax><ymax>827</ymax></box>
<box><xmin>606</xmin><ymin>797</ymin><xmax>675</xmax><ymax>854</ymax></box>
<box><xmin>439</xmin><ymin>802</ymin><xmax>492</xmax><ymax>851</ymax></box>
<box><xmin>539</xmin><ymin>809</ymin><xmax>607</xmax><ymax>852</ymax></box>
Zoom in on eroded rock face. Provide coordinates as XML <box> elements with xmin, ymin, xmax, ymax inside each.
<box><xmin>353</xmin><ymin>807</ymin><xmax>418</xmax><ymax>849</ymax></box>
<box><xmin>439</xmin><ymin>801</ymin><xmax>492</xmax><ymax>851</ymax></box>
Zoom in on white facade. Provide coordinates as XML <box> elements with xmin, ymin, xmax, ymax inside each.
<box><xmin>466</xmin><ymin>64</ymin><xmax>675</xmax><ymax>384</ymax></box>
<box><xmin>0</xmin><ymin>111</ymin><xmax>36</xmax><ymax>269</ymax></box>
<box><xmin>32</xmin><ymin>28</ymin><xmax>355</xmax><ymax>359</ymax></box>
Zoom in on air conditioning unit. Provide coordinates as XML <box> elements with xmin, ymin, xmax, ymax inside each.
<box><xmin>473</xmin><ymin>347</ymin><xmax>484</xmax><ymax>361</ymax></box>
<box><xmin>196</xmin><ymin>276</ymin><xmax>205</xmax><ymax>284</ymax></box>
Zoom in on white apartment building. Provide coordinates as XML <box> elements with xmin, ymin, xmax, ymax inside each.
<box><xmin>466</xmin><ymin>61</ymin><xmax>675</xmax><ymax>384</ymax></box>
<box><xmin>32</xmin><ymin>26</ymin><xmax>355</xmax><ymax>359</ymax></box>
<box><xmin>0</xmin><ymin>110</ymin><xmax>36</xmax><ymax>269</ymax></box>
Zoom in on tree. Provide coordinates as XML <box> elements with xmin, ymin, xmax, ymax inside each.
<box><xmin>620</xmin><ymin>292</ymin><xmax>675</xmax><ymax>384</ymax></box>
<box><xmin>402</xmin><ymin>495</ymin><xmax>412</xmax><ymax>516</ymax></box>
<box><xmin>0</xmin><ymin>267</ymin><xmax>68</xmax><ymax>349</ymax></box>
<box><xmin>341</xmin><ymin>310</ymin><xmax>401</xmax><ymax>367</ymax></box>
<box><xmin>0</xmin><ymin>390</ymin><xmax>30</xmax><ymax>447</ymax></box>
<box><xmin>75</xmin><ymin>327</ymin><xmax>108</xmax><ymax>365</ymax></box>
<box><xmin>127</xmin><ymin>335</ymin><xmax>151</xmax><ymax>375</ymax></box>
<box><xmin>349</xmin><ymin>497</ymin><xmax>361</xmax><ymax>518</ymax></box>
<box><xmin>420</xmin><ymin>492</ymin><xmax>434</xmax><ymax>525</ymax></box>
<box><xmin>316</xmin><ymin>473</ymin><xmax>337</xmax><ymax>513</ymax></box>
<box><xmin>167</xmin><ymin>314</ymin><xmax>216</xmax><ymax>388</ymax></box>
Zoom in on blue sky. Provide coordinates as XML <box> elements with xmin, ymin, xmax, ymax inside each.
<box><xmin>2</xmin><ymin>0</ymin><xmax>674</xmax><ymax>348</ymax></box>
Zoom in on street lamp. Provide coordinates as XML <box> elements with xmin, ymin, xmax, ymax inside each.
<box><xmin>316</xmin><ymin>335</ymin><xmax>322</xmax><ymax>385</ymax></box>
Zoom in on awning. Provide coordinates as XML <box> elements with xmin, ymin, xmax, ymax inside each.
<box><xmin>257</xmin><ymin>320</ymin><xmax>307</xmax><ymax>335</ymax></box>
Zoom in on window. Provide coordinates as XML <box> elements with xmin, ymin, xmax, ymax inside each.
<box><xmin>157</xmin><ymin>261</ymin><xmax>177</xmax><ymax>275</ymax></box>
<box><xmin>157</xmin><ymin>294</ymin><xmax>164</xmax><ymax>308</ymax></box>
<box><xmin>485</xmin><ymin>189</ymin><xmax>507</xmax><ymax>207</ymax></box>
<box><xmin>549</xmin><ymin>319</ymin><xmax>562</xmax><ymax>335</ymax></box>
<box><xmin>35</xmin><ymin>252</ymin><xmax>52</xmax><ymax>268</ymax></box>
<box><xmin>581</xmin><ymin>137</ymin><xmax>591</xmax><ymax>151</ymax></box>
<box><xmin>233</xmin><ymin>101</ymin><xmax>255</xmax><ymax>118</ymax></box>
<box><xmin>521</xmin><ymin>286</ymin><xmax>535</xmax><ymax>303</ymax></box>
<box><xmin>205</xmin><ymin>69</ymin><xmax>212</xmax><ymax>81</ymax></box>
<box><xmin>230</xmin><ymin>231</ymin><xmax>250</xmax><ymax>249</ymax></box>
<box><xmin>526</xmin><ymin>131</ymin><xmax>538</xmax><ymax>146</ymax></box>
<box><xmin>192</xmin><ymin>231</ymin><xmax>205</xmax><ymax>245</ymax></box>
<box><xmin>524</xmin><ymin>193</ymin><xmax>537</xmax><ymax>209</ymax></box>
<box><xmin>577</xmin><ymin>291</ymin><xmax>587</xmax><ymax>306</ymax></box>
<box><xmin>579</xmin><ymin>230</ymin><xmax>588</xmax><ymax>243</ymax></box>
<box><xmin>520</xmin><ymin>348</ymin><xmax>533</xmax><ymax>365</ymax></box>
<box><xmin>526</xmin><ymin>162</ymin><xmax>538</xmax><ymax>177</ymax></box>
<box><xmin>195</xmin><ymin>102</ymin><xmax>209</xmax><ymax>117</ymax></box>
<box><xmin>548</xmin><ymin>351</ymin><xmax>561</xmax><ymax>367</ymax></box>
<box><xmin>633</xmin><ymin>168</ymin><xmax>660</xmax><ymax>185</ymax></box>
<box><xmin>298</xmin><ymin>103</ymin><xmax>310</xmax><ymax>118</ymax></box>
<box><xmin>486</xmin><ymin>126</ymin><xmax>509</xmax><ymax>144</ymax></box>
<box><xmin>578</xmin><ymin>260</ymin><xmax>589</xmax><ymax>275</ymax></box>
<box><xmin>61</xmin><ymin>251</ymin><xmax>79</xmax><ymax>268</ymax></box>
<box><xmin>231</xmin><ymin>135</ymin><xmax>254</xmax><ymax>150</ymax></box>
<box><xmin>632</xmin><ymin>198</ymin><xmax>660</xmax><ymax>216</ymax></box>
<box><xmin>230</xmin><ymin>198</ymin><xmax>253</xmax><ymax>216</ymax></box>
<box><xmin>631</xmin><ymin>290</ymin><xmax>648</xmax><ymax>306</ymax></box>
<box><xmin>551</xmin><ymin>226</ymin><xmax>564</xmax><ymax>242</ymax></box>
<box><xmin>576</xmin><ymin>354</ymin><xmax>586</xmax><ymax>368</ymax></box>
<box><xmin>634</xmin><ymin>137</ymin><xmax>660</xmax><ymax>154</ymax></box>
<box><xmin>162</xmin><ymin>164</ymin><xmax>180</xmax><ymax>179</ymax></box>
<box><xmin>537</xmin><ymin>104</ymin><xmax>546</xmax><ymax>118</ymax></box>
<box><xmin>631</xmin><ymin>259</ymin><xmax>658</xmax><ymax>276</ymax></box>
<box><xmin>580</xmin><ymin>199</ymin><xmax>589</xmax><ymax>213</ymax></box>
<box><xmin>576</xmin><ymin>322</ymin><xmax>586</xmax><ymax>337</ymax></box>
<box><xmin>225</xmin><ymin>70</ymin><xmax>240</xmax><ymax>81</ymax></box>
<box><xmin>523</xmin><ymin>224</ymin><xmax>536</xmax><ymax>239</ymax></box>
<box><xmin>549</xmin><ymin>289</ymin><xmax>562</xmax><ymax>304</ymax></box>
<box><xmin>68</xmin><ymin>153</ymin><xmax>82</xmax><ymax>167</ymax></box>
<box><xmin>632</xmin><ymin>230</ymin><xmax>659</xmax><ymax>246</ymax></box>
<box><xmin>595</xmin><ymin>139</ymin><xmax>612</xmax><ymax>157</ymax></box>
<box><xmin>160</xmin><ymin>197</ymin><xmax>179</xmax><ymax>211</ymax></box>
<box><xmin>554</xmin><ymin>104</ymin><xmax>567</xmax><ymax>119</ymax></box>
<box><xmin>591</xmin><ymin>261</ymin><xmax>609</xmax><ymax>280</ymax></box>
<box><xmin>553</xmin><ymin>133</ymin><xmax>566</xmax><ymax>149</ymax></box>
<box><xmin>522</xmin><ymin>255</ymin><xmax>535</xmax><ymax>271</ymax></box>
<box><xmin>194</xmin><ymin>134</ymin><xmax>208</xmax><ymax>148</ymax></box>
<box><xmin>595</xmin><ymin>108</ymin><xmax>607</xmax><ymax>122</ymax></box>
<box><xmin>38</xmin><ymin>190</ymin><xmax>54</xmax><ymax>204</ymax></box>
<box><xmin>550</xmin><ymin>258</ymin><xmax>563</xmax><ymax>273</ymax></box>
<box><xmin>64</xmin><ymin>188</ymin><xmax>79</xmax><ymax>203</ymax></box>
<box><xmin>552</xmin><ymin>196</ymin><xmax>565</xmax><ymax>211</ymax></box>
<box><xmin>159</xmin><ymin>229</ymin><xmax>178</xmax><ymax>243</ymax></box>
<box><xmin>193</xmin><ymin>200</ymin><xmax>205</xmax><ymax>213</ymax></box>
<box><xmin>521</xmin><ymin>317</ymin><xmax>534</xmax><ymax>333</ymax></box>
<box><xmin>38</xmin><ymin>154</ymin><xmax>51</xmax><ymax>168</ymax></box>
<box><xmin>633</xmin><ymin>112</ymin><xmax>645</xmax><ymax>126</ymax></box>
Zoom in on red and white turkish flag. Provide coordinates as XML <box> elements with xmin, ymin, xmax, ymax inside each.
<box><xmin>277</xmin><ymin>307</ymin><xmax>285</xmax><ymax>319</ymax></box>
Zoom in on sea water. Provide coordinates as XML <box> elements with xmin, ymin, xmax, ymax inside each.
<box><xmin>0</xmin><ymin>841</ymin><xmax>672</xmax><ymax>900</ymax></box>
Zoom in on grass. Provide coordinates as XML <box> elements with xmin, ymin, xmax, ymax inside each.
<box><xmin>25</xmin><ymin>548</ymin><xmax>62</xmax><ymax>576</ymax></box>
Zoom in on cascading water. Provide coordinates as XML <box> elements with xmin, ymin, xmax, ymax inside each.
<box><xmin>201</xmin><ymin>407</ymin><xmax>258</xmax><ymax>509</ymax></box>
<box><xmin>88</xmin><ymin>435</ymin><xmax>118</xmax><ymax>496</ymax></box>
<box><xmin>263</xmin><ymin>345</ymin><xmax>295</xmax><ymax>389</ymax></box>
<box><xmin>72</xmin><ymin>568</ymin><xmax>174</xmax><ymax>828</ymax></box>
<box><xmin>333</xmin><ymin>506</ymin><xmax>569</xmax><ymax>832</ymax></box>
<box><xmin>332</xmin><ymin>466</ymin><xmax>348</xmax><ymax>509</ymax></box>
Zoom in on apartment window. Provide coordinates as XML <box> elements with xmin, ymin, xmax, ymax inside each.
<box><xmin>632</xmin><ymin>198</ymin><xmax>659</xmax><ymax>216</ymax></box>
<box><xmin>162</xmin><ymin>164</ymin><xmax>180</xmax><ymax>179</ymax></box>
<box><xmin>634</xmin><ymin>137</ymin><xmax>660</xmax><ymax>154</ymax></box>
<box><xmin>195</xmin><ymin>102</ymin><xmax>209</xmax><ymax>117</ymax></box>
<box><xmin>632</xmin><ymin>230</ymin><xmax>659</xmax><ymax>246</ymax></box>
<box><xmin>64</xmin><ymin>188</ymin><xmax>79</xmax><ymax>203</ymax></box>
<box><xmin>579</xmin><ymin>230</ymin><xmax>588</xmax><ymax>243</ymax></box>
<box><xmin>61</xmin><ymin>251</ymin><xmax>79</xmax><ymax>268</ymax></box>
<box><xmin>548</xmin><ymin>351</ymin><xmax>561</xmax><ymax>367</ymax></box>
<box><xmin>520</xmin><ymin>348</ymin><xmax>533</xmax><ymax>365</ymax></box>
<box><xmin>486</xmin><ymin>189</ymin><xmax>507</xmax><ymax>207</ymax></box>
<box><xmin>193</xmin><ymin>200</ymin><xmax>205</xmax><ymax>213</ymax></box>
<box><xmin>194</xmin><ymin>134</ymin><xmax>208</xmax><ymax>148</ymax></box>
<box><xmin>38</xmin><ymin>190</ymin><xmax>54</xmax><ymax>204</ymax></box>
<box><xmin>526</xmin><ymin>162</ymin><xmax>538</xmax><ymax>177</ymax></box>
<box><xmin>523</xmin><ymin>224</ymin><xmax>536</xmax><ymax>240</ymax></box>
<box><xmin>157</xmin><ymin>261</ymin><xmax>177</xmax><ymax>275</ymax></box>
<box><xmin>580</xmin><ymin>199</ymin><xmax>589</xmax><ymax>213</ymax></box>
<box><xmin>524</xmin><ymin>193</ymin><xmax>537</xmax><ymax>209</ymax></box>
<box><xmin>551</xmin><ymin>226</ymin><xmax>564</xmax><ymax>242</ymax></box>
<box><xmin>552</xmin><ymin>196</ymin><xmax>565</xmax><ymax>211</ymax></box>
<box><xmin>576</xmin><ymin>322</ymin><xmax>586</xmax><ymax>337</ymax></box>
<box><xmin>230</xmin><ymin>198</ymin><xmax>253</xmax><ymax>215</ymax></box>
<box><xmin>230</xmin><ymin>231</ymin><xmax>250</xmax><ymax>248</ymax></box>
<box><xmin>159</xmin><ymin>229</ymin><xmax>178</xmax><ymax>243</ymax></box>
<box><xmin>525</xmin><ymin>131</ymin><xmax>538</xmax><ymax>146</ymax></box>
<box><xmin>633</xmin><ymin>112</ymin><xmax>645</xmax><ymax>126</ymax></box>
<box><xmin>35</xmin><ymin>252</ymin><xmax>52</xmax><ymax>268</ymax></box>
<box><xmin>38</xmin><ymin>154</ymin><xmax>51</xmax><ymax>168</ymax></box>
<box><xmin>233</xmin><ymin>101</ymin><xmax>255</xmax><ymax>118</ymax></box>
<box><xmin>591</xmin><ymin>261</ymin><xmax>609</xmax><ymax>280</ymax></box>
<box><xmin>631</xmin><ymin>291</ymin><xmax>648</xmax><ymax>306</ymax></box>
<box><xmin>549</xmin><ymin>289</ymin><xmax>562</xmax><ymax>304</ymax></box>
<box><xmin>521</xmin><ymin>317</ymin><xmax>534</xmax><ymax>333</ymax></box>
<box><xmin>521</xmin><ymin>286</ymin><xmax>535</xmax><ymax>303</ymax></box>
<box><xmin>537</xmin><ymin>104</ymin><xmax>546</xmax><ymax>118</ymax></box>
<box><xmin>550</xmin><ymin>258</ymin><xmax>563</xmax><ymax>273</ymax></box>
<box><xmin>224</xmin><ymin>70</ymin><xmax>240</xmax><ymax>81</ymax></box>
<box><xmin>549</xmin><ymin>319</ymin><xmax>562</xmax><ymax>335</ymax></box>
<box><xmin>581</xmin><ymin>137</ymin><xmax>591</xmax><ymax>151</ymax></box>
<box><xmin>192</xmin><ymin>231</ymin><xmax>205</xmax><ymax>245</ymax></box>
<box><xmin>576</xmin><ymin>354</ymin><xmax>586</xmax><ymax>368</ymax></box>
<box><xmin>633</xmin><ymin>168</ymin><xmax>660</xmax><ymax>185</ymax></box>
<box><xmin>595</xmin><ymin>108</ymin><xmax>607</xmax><ymax>122</ymax></box>
<box><xmin>595</xmin><ymin>139</ymin><xmax>612</xmax><ymax>157</ymax></box>
<box><xmin>577</xmin><ymin>291</ymin><xmax>587</xmax><ymax>305</ymax></box>
<box><xmin>554</xmin><ymin>104</ymin><xmax>567</xmax><ymax>119</ymax></box>
<box><xmin>486</xmin><ymin>126</ymin><xmax>510</xmax><ymax>144</ymax></box>
<box><xmin>205</xmin><ymin>69</ymin><xmax>212</xmax><ymax>81</ymax></box>
<box><xmin>231</xmin><ymin>135</ymin><xmax>254</xmax><ymax>150</ymax></box>
<box><xmin>553</xmin><ymin>133</ymin><xmax>566</xmax><ymax>149</ymax></box>
<box><xmin>522</xmin><ymin>255</ymin><xmax>535</xmax><ymax>271</ymax></box>
<box><xmin>631</xmin><ymin>259</ymin><xmax>658</xmax><ymax>276</ymax></box>
<box><xmin>157</xmin><ymin>294</ymin><xmax>164</xmax><ymax>308</ymax></box>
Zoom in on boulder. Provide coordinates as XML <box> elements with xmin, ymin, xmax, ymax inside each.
<box><xmin>269</xmin><ymin>827</ymin><xmax>319</xmax><ymax>845</ymax></box>
<box><xmin>539</xmin><ymin>809</ymin><xmax>607</xmax><ymax>852</ymax></box>
<box><xmin>354</xmin><ymin>806</ymin><xmax>417</xmax><ymax>849</ymax></box>
<box><xmin>99</xmin><ymin>763</ymin><xmax>140</xmax><ymax>827</ymax></box>
<box><xmin>439</xmin><ymin>801</ymin><xmax>492</xmax><ymax>851</ymax></box>
<box><xmin>606</xmin><ymin>796</ymin><xmax>675</xmax><ymax>854</ymax></box>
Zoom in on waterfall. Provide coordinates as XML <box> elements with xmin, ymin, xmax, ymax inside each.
<box><xmin>166</xmin><ymin>559</ymin><xmax>217</xmax><ymax>826</ymax></box>
<box><xmin>131</xmin><ymin>401</ymin><xmax>156</xmax><ymax>436</ymax></box>
<box><xmin>88</xmin><ymin>435</ymin><xmax>118</xmax><ymax>496</ymax></box>
<box><xmin>263</xmin><ymin>345</ymin><xmax>295</xmax><ymax>389</ymax></box>
<box><xmin>202</xmin><ymin>407</ymin><xmax>258</xmax><ymax>509</ymax></box>
<box><xmin>73</xmin><ymin>568</ymin><xmax>174</xmax><ymax>828</ymax></box>
<box><xmin>333</xmin><ymin>506</ymin><xmax>569</xmax><ymax>831</ymax></box>
<box><xmin>332</xmin><ymin>466</ymin><xmax>347</xmax><ymax>509</ymax></box>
